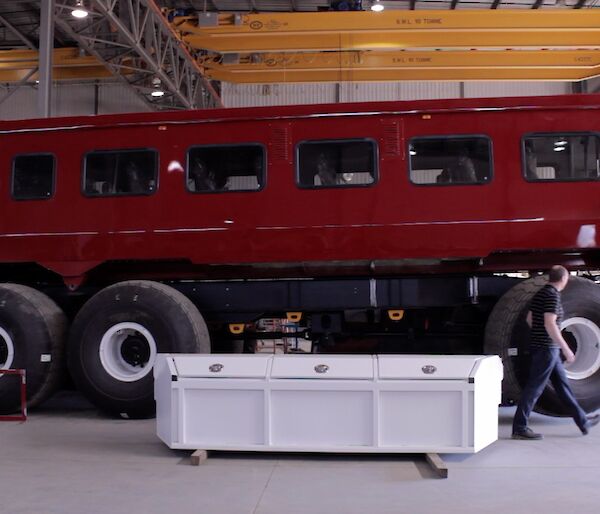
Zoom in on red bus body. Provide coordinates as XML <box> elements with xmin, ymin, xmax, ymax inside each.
<box><xmin>2</xmin><ymin>94</ymin><xmax>600</xmax><ymax>287</ymax></box>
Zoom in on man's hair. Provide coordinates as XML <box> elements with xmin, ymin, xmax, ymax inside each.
<box><xmin>548</xmin><ymin>265</ymin><xmax>568</xmax><ymax>283</ymax></box>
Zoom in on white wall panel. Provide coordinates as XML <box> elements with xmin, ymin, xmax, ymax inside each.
<box><xmin>463</xmin><ymin>81</ymin><xmax>569</xmax><ymax>99</ymax></box>
<box><xmin>0</xmin><ymin>87</ymin><xmax>41</xmax><ymax>120</ymax></box>
<box><xmin>222</xmin><ymin>82</ymin><xmax>337</xmax><ymax>107</ymax></box>
<box><xmin>0</xmin><ymin>80</ymin><xmax>575</xmax><ymax>121</ymax></box>
<box><xmin>53</xmin><ymin>84</ymin><xmax>96</xmax><ymax>117</ymax></box>
<box><xmin>223</xmin><ymin>81</ymin><xmax>461</xmax><ymax>107</ymax></box>
<box><xmin>0</xmin><ymin>82</ymin><xmax>151</xmax><ymax>121</ymax></box>
<box><xmin>339</xmin><ymin>83</ymin><xmax>399</xmax><ymax>102</ymax></box>
<box><xmin>223</xmin><ymin>81</ymin><xmax>568</xmax><ymax>108</ymax></box>
<box><xmin>97</xmin><ymin>83</ymin><xmax>150</xmax><ymax>114</ymax></box>
<box><xmin>339</xmin><ymin>82</ymin><xmax>461</xmax><ymax>103</ymax></box>
<box><xmin>396</xmin><ymin>81</ymin><xmax>462</xmax><ymax>101</ymax></box>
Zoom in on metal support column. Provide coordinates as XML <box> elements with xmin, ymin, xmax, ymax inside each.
<box><xmin>38</xmin><ymin>0</ymin><xmax>54</xmax><ymax>118</ymax></box>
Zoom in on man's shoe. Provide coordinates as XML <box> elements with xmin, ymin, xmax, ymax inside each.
<box><xmin>512</xmin><ymin>428</ymin><xmax>543</xmax><ymax>440</ymax></box>
<box><xmin>581</xmin><ymin>414</ymin><xmax>600</xmax><ymax>435</ymax></box>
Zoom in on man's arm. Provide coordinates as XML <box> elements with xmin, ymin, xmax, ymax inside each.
<box><xmin>544</xmin><ymin>312</ymin><xmax>575</xmax><ymax>363</ymax></box>
<box><xmin>526</xmin><ymin>311</ymin><xmax>532</xmax><ymax>327</ymax></box>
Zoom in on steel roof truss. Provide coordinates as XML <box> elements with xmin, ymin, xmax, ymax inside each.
<box><xmin>0</xmin><ymin>13</ymin><xmax>37</xmax><ymax>50</ymax></box>
<box><xmin>54</xmin><ymin>0</ymin><xmax>221</xmax><ymax>110</ymax></box>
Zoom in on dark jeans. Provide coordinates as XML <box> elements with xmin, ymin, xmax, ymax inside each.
<box><xmin>513</xmin><ymin>345</ymin><xmax>587</xmax><ymax>433</ymax></box>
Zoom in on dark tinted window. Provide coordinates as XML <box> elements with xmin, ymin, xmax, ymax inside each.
<box><xmin>522</xmin><ymin>134</ymin><xmax>600</xmax><ymax>181</ymax></box>
<box><xmin>409</xmin><ymin>136</ymin><xmax>492</xmax><ymax>185</ymax></box>
<box><xmin>84</xmin><ymin>149</ymin><xmax>157</xmax><ymax>196</ymax></box>
<box><xmin>186</xmin><ymin>144</ymin><xmax>264</xmax><ymax>193</ymax></box>
<box><xmin>297</xmin><ymin>140</ymin><xmax>377</xmax><ymax>188</ymax></box>
<box><xmin>12</xmin><ymin>154</ymin><xmax>55</xmax><ymax>200</ymax></box>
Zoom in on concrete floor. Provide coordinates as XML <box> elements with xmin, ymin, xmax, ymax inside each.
<box><xmin>1</xmin><ymin>393</ymin><xmax>599</xmax><ymax>514</ymax></box>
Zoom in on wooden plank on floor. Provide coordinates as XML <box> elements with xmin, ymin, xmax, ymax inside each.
<box><xmin>425</xmin><ymin>453</ymin><xmax>448</xmax><ymax>479</ymax></box>
<box><xmin>190</xmin><ymin>449</ymin><xmax>208</xmax><ymax>466</ymax></box>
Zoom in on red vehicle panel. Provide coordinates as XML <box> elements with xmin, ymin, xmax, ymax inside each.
<box><xmin>1</xmin><ymin>94</ymin><xmax>600</xmax><ymax>286</ymax></box>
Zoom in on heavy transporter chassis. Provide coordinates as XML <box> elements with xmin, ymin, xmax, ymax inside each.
<box><xmin>2</xmin><ymin>269</ymin><xmax>600</xmax><ymax>419</ymax></box>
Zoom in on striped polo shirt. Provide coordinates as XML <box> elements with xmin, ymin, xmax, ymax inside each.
<box><xmin>530</xmin><ymin>284</ymin><xmax>563</xmax><ymax>348</ymax></box>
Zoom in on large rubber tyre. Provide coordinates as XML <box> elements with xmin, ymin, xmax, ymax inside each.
<box><xmin>485</xmin><ymin>275</ymin><xmax>600</xmax><ymax>416</ymax></box>
<box><xmin>67</xmin><ymin>280</ymin><xmax>210</xmax><ymax>418</ymax></box>
<box><xmin>0</xmin><ymin>284</ymin><xmax>67</xmax><ymax>414</ymax></box>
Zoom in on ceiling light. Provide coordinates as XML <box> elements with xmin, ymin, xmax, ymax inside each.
<box><xmin>151</xmin><ymin>77</ymin><xmax>165</xmax><ymax>98</ymax></box>
<box><xmin>71</xmin><ymin>0</ymin><xmax>89</xmax><ymax>18</ymax></box>
<box><xmin>371</xmin><ymin>1</ymin><xmax>384</xmax><ymax>12</ymax></box>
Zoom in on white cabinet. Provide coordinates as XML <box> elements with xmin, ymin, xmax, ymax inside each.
<box><xmin>376</xmin><ymin>355</ymin><xmax>503</xmax><ymax>452</ymax></box>
<box><xmin>154</xmin><ymin>354</ymin><xmax>502</xmax><ymax>454</ymax></box>
<box><xmin>269</xmin><ymin>355</ymin><xmax>375</xmax><ymax>449</ymax></box>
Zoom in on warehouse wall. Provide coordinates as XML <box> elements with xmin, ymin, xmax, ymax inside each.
<box><xmin>0</xmin><ymin>80</ymin><xmax>575</xmax><ymax>120</ymax></box>
<box><xmin>222</xmin><ymin>81</ymin><xmax>570</xmax><ymax>108</ymax></box>
<box><xmin>0</xmin><ymin>82</ymin><xmax>150</xmax><ymax>120</ymax></box>
<box><xmin>463</xmin><ymin>81</ymin><xmax>569</xmax><ymax>98</ymax></box>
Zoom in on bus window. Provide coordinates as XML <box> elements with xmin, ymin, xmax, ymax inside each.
<box><xmin>83</xmin><ymin>149</ymin><xmax>157</xmax><ymax>197</ymax></box>
<box><xmin>186</xmin><ymin>144</ymin><xmax>265</xmax><ymax>193</ymax></box>
<box><xmin>522</xmin><ymin>134</ymin><xmax>600</xmax><ymax>182</ymax></box>
<box><xmin>409</xmin><ymin>136</ymin><xmax>492</xmax><ymax>186</ymax></box>
<box><xmin>296</xmin><ymin>139</ymin><xmax>377</xmax><ymax>189</ymax></box>
<box><xmin>12</xmin><ymin>154</ymin><xmax>55</xmax><ymax>200</ymax></box>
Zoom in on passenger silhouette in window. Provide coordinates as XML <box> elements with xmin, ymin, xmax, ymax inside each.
<box><xmin>436</xmin><ymin>148</ymin><xmax>477</xmax><ymax>184</ymax></box>
<box><xmin>452</xmin><ymin>148</ymin><xmax>477</xmax><ymax>183</ymax></box>
<box><xmin>188</xmin><ymin>158</ymin><xmax>217</xmax><ymax>192</ymax></box>
<box><xmin>124</xmin><ymin>162</ymin><xmax>147</xmax><ymax>193</ymax></box>
<box><xmin>315</xmin><ymin>152</ymin><xmax>337</xmax><ymax>186</ymax></box>
<box><xmin>525</xmin><ymin>142</ymin><xmax>539</xmax><ymax>179</ymax></box>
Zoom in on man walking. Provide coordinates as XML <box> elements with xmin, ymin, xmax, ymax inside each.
<box><xmin>512</xmin><ymin>265</ymin><xmax>600</xmax><ymax>439</ymax></box>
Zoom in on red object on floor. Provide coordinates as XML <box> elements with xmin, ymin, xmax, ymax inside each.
<box><xmin>0</xmin><ymin>369</ymin><xmax>27</xmax><ymax>422</ymax></box>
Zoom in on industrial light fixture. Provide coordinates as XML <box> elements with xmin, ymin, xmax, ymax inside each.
<box><xmin>371</xmin><ymin>0</ymin><xmax>384</xmax><ymax>12</ymax></box>
<box><xmin>71</xmin><ymin>0</ymin><xmax>89</xmax><ymax>19</ymax></box>
<box><xmin>151</xmin><ymin>77</ymin><xmax>165</xmax><ymax>98</ymax></box>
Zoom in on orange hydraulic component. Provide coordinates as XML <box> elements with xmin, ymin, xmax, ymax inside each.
<box><xmin>388</xmin><ymin>310</ymin><xmax>405</xmax><ymax>321</ymax></box>
<box><xmin>228</xmin><ymin>323</ymin><xmax>245</xmax><ymax>334</ymax></box>
<box><xmin>286</xmin><ymin>312</ymin><xmax>302</xmax><ymax>322</ymax></box>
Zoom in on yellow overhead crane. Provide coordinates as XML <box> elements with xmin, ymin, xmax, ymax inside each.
<box><xmin>200</xmin><ymin>49</ymin><xmax>600</xmax><ymax>83</ymax></box>
<box><xmin>175</xmin><ymin>10</ymin><xmax>600</xmax><ymax>53</ymax></box>
<box><xmin>173</xmin><ymin>10</ymin><xmax>600</xmax><ymax>83</ymax></box>
<box><xmin>0</xmin><ymin>47</ymin><xmax>113</xmax><ymax>83</ymax></box>
<box><xmin>2</xmin><ymin>10</ymin><xmax>598</xmax><ymax>85</ymax></box>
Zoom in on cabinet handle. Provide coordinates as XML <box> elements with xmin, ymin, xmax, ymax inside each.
<box><xmin>209</xmin><ymin>363</ymin><xmax>224</xmax><ymax>373</ymax></box>
<box><xmin>314</xmin><ymin>364</ymin><xmax>329</xmax><ymax>374</ymax></box>
<box><xmin>421</xmin><ymin>365</ymin><xmax>437</xmax><ymax>375</ymax></box>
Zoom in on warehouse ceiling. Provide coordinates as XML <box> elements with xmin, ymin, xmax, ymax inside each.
<box><xmin>0</xmin><ymin>1</ymin><xmax>598</xmax><ymax>111</ymax></box>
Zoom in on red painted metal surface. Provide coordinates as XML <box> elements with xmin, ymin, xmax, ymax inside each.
<box><xmin>0</xmin><ymin>369</ymin><xmax>27</xmax><ymax>422</ymax></box>
<box><xmin>1</xmin><ymin>94</ymin><xmax>600</xmax><ymax>286</ymax></box>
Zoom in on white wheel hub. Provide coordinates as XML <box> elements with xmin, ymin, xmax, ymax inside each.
<box><xmin>99</xmin><ymin>322</ymin><xmax>157</xmax><ymax>382</ymax></box>
<box><xmin>0</xmin><ymin>326</ymin><xmax>15</xmax><ymax>375</ymax></box>
<box><xmin>561</xmin><ymin>317</ymin><xmax>600</xmax><ymax>380</ymax></box>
